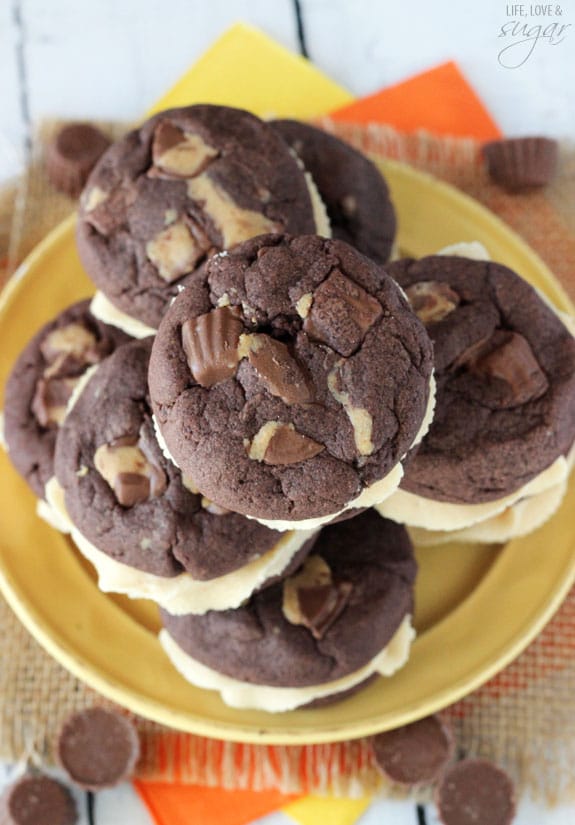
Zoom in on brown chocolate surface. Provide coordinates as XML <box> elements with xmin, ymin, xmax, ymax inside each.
<box><xmin>149</xmin><ymin>235</ymin><xmax>433</xmax><ymax>522</ymax></box>
<box><xmin>435</xmin><ymin>759</ymin><xmax>516</xmax><ymax>825</ymax></box>
<box><xmin>76</xmin><ymin>105</ymin><xmax>318</xmax><ymax>328</ymax></box>
<box><xmin>3</xmin><ymin>300</ymin><xmax>130</xmax><ymax>498</ymax></box>
<box><xmin>483</xmin><ymin>136</ymin><xmax>558</xmax><ymax>193</ymax></box>
<box><xmin>0</xmin><ymin>775</ymin><xmax>77</xmax><ymax>825</ymax></box>
<box><xmin>161</xmin><ymin>510</ymin><xmax>416</xmax><ymax>687</ymax></box>
<box><xmin>272</xmin><ymin>119</ymin><xmax>396</xmax><ymax>263</ymax></box>
<box><xmin>57</xmin><ymin>707</ymin><xmax>140</xmax><ymax>790</ymax></box>
<box><xmin>54</xmin><ymin>338</ymin><xmax>290</xmax><ymax>580</ymax></box>
<box><xmin>45</xmin><ymin>123</ymin><xmax>111</xmax><ymax>198</ymax></box>
<box><xmin>371</xmin><ymin>714</ymin><xmax>454</xmax><ymax>785</ymax></box>
<box><xmin>388</xmin><ymin>255</ymin><xmax>575</xmax><ymax>503</ymax></box>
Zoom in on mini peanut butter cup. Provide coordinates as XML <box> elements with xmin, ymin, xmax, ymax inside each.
<box><xmin>56</xmin><ymin>707</ymin><xmax>140</xmax><ymax>791</ymax></box>
<box><xmin>0</xmin><ymin>774</ymin><xmax>77</xmax><ymax>825</ymax></box>
<box><xmin>45</xmin><ymin>123</ymin><xmax>111</xmax><ymax>198</ymax></box>
<box><xmin>435</xmin><ymin>759</ymin><xmax>516</xmax><ymax>825</ymax></box>
<box><xmin>483</xmin><ymin>136</ymin><xmax>558</xmax><ymax>193</ymax></box>
<box><xmin>371</xmin><ymin>714</ymin><xmax>454</xmax><ymax>785</ymax></box>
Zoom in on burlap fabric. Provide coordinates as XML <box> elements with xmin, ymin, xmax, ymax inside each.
<box><xmin>1</xmin><ymin>121</ymin><xmax>574</xmax><ymax>803</ymax></box>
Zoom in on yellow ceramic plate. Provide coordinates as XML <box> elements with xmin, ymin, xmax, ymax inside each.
<box><xmin>1</xmin><ymin>160</ymin><xmax>574</xmax><ymax>744</ymax></box>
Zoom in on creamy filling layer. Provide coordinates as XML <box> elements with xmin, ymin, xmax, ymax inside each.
<box><xmin>159</xmin><ymin>615</ymin><xmax>415</xmax><ymax>713</ymax></box>
<box><xmin>437</xmin><ymin>240</ymin><xmax>490</xmax><ymax>260</ymax></box>
<box><xmin>376</xmin><ymin>455</ymin><xmax>568</xmax><ymax>531</ymax></box>
<box><xmin>41</xmin><ymin>477</ymin><xmax>316</xmax><ymax>615</ymax></box>
<box><xmin>407</xmin><ymin>443</ymin><xmax>575</xmax><ymax>545</ymax></box>
<box><xmin>90</xmin><ymin>292</ymin><xmax>157</xmax><ymax>338</ymax></box>
<box><xmin>408</xmin><ymin>478</ymin><xmax>566</xmax><ymax>545</ymax></box>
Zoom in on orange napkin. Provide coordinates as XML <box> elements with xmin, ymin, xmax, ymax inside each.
<box><xmin>135</xmin><ymin>781</ymin><xmax>300</xmax><ymax>825</ymax></box>
<box><xmin>134</xmin><ymin>31</ymin><xmax>502</xmax><ymax>825</ymax></box>
<box><xmin>331</xmin><ymin>61</ymin><xmax>501</xmax><ymax>140</ymax></box>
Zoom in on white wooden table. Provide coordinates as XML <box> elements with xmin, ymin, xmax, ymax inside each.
<box><xmin>1</xmin><ymin>1</ymin><xmax>574</xmax><ymax>822</ymax></box>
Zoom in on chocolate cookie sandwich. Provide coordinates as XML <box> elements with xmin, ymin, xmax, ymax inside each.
<box><xmin>378</xmin><ymin>255</ymin><xmax>575</xmax><ymax>534</ymax></box>
<box><xmin>160</xmin><ymin>510</ymin><xmax>417</xmax><ymax>712</ymax></box>
<box><xmin>52</xmin><ymin>338</ymin><xmax>317</xmax><ymax>614</ymax></box>
<box><xmin>77</xmin><ymin>104</ymin><xmax>330</xmax><ymax>333</ymax></box>
<box><xmin>149</xmin><ymin>234</ymin><xmax>435</xmax><ymax>530</ymax></box>
<box><xmin>272</xmin><ymin>119</ymin><xmax>396</xmax><ymax>263</ymax></box>
<box><xmin>2</xmin><ymin>300</ymin><xmax>130</xmax><ymax>502</ymax></box>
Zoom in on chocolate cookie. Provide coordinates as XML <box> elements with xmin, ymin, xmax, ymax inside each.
<box><xmin>77</xmin><ymin>105</ymin><xmax>321</xmax><ymax>329</ymax></box>
<box><xmin>54</xmin><ymin>338</ymin><xmax>316</xmax><ymax>613</ymax></box>
<box><xmin>385</xmin><ymin>255</ymin><xmax>575</xmax><ymax>504</ymax></box>
<box><xmin>149</xmin><ymin>234</ymin><xmax>434</xmax><ymax>527</ymax></box>
<box><xmin>273</xmin><ymin>119</ymin><xmax>396</xmax><ymax>263</ymax></box>
<box><xmin>160</xmin><ymin>511</ymin><xmax>417</xmax><ymax>712</ymax></box>
<box><xmin>3</xmin><ymin>300</ymin><xmax>130</xmax><ymax>498</ymax></box>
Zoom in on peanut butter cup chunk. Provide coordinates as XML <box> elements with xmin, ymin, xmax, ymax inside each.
<box><xmin>3</xmin><ymin>300</ymin><xmax>130</xmax><ymax>498</ymax></box>
<box><xmin>57</xmin><ymin>707</ymin><xmax>140</xmax><ymax>790</ymax></box>
<box><xmin>272</xmin><ymin>119</ymin><xmax>397</xmax><ymax>263</ymax></box>
<box><xmin>386</xmin><ymin>255</ymin><xmax>575</xmax><ymax>505</ymax></box>
<box><xmin>77</xmin><ymin>105</ymin><xmax>319</xmax><ymax>328</ymax></box>
<box><xmin>149</xmin><ymin>234</ymin><xmax>433</xmax><ymax>524</ymax></box>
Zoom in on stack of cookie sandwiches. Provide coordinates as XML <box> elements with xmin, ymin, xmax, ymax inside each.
<box><xmin>3</xmin><ymin>104</ymin><xmax>425</xmax><ymax>711</ymax></box>
<box><xmin>3</xmin><ymin>102</ymin><xmax>574</xmax><ymax>714</ymax></box>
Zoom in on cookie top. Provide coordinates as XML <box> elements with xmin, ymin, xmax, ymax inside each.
<box><xmin>388</xmin><ymin>255</ymin><xmax>575</xmax><ymax>503</ymax></box>
<box><xmin>54</xmin><ymin>337</ymin><xmax>286</xmax><ymax>580</ymax></box>
<box><xmin>161</xmin><ymin>510</ymin><xmax>416</xmax><ymax>687</ymax></box>
<box><xmin>76</xmin><ymin>105</ymin><xmax>319</xmax><ymax>329</ymax></box>
<box><xmin>149</xmin><ymin>234</ymin><xmax>433</xmax><ymax>524</ymax></box>
<box><xmin>3</xmin><ymin>300</ymin><xmax>130</xmax><ymax>498</ymax></box>
<box><xmin>273</xmin><ymin>119</ymin><xmax>396</xmax><ymax>263</ymax></box>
